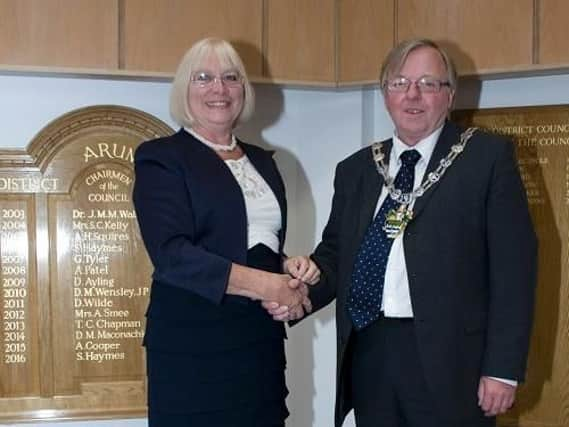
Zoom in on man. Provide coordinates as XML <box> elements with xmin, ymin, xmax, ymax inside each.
<box><xmin>272</xmin><ymin>39</ymin><xmax>537</xmax><ymax>427</ymax></box>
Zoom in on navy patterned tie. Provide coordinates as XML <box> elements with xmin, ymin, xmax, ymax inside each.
<box><xmin>347</xmin><ymin>149</ymin><xmax>421</xmax><ymax>330</ymax></box>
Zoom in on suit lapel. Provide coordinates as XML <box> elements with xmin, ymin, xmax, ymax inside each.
<box><xmin>355</xmin><ymin>141</ymin><xmax>391</xmax><ymax>242</ymax></box>
<box><xmin>412</xmin><ymin>122</ymin><xmax>459</xmax><ymax>218</ymax></box>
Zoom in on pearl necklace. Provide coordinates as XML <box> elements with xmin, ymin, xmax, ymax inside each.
<box><xmin>187</xmin><ymin>127</ymin><xmax>237</xmax><ymax>152</ymax></box>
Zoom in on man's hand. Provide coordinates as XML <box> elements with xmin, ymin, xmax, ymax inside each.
<box><xmin>267</xmin><ymin>274</ymin><xmax>305</xmax><ymax>309</ymax></box>
<box><xmin>262</xmin><ymin>277</ymin><xmax>312</xmax><ymax>321</ymax></box>
<box><xmin>478</xmin><ymin>376</ymin><xmax>516</xmax><ymax>417</ymax></box>
<box><xmin>283</xmin><ymin>256</ymin><xmax>320</xmax><ymax>285</ymax></box>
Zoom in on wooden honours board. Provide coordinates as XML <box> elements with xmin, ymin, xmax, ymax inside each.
<box><xmin>453</xmin><ymin>106</ymin><xmax>569</xmax><ymax>427</ymax></box>
<box><xmin>0</xmin><ymin>106</ymin><xmax>172</xmax><ymax>421</ymax></box>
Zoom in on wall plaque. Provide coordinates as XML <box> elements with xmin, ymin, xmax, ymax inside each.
<box><xmin>0</xmin><ymin>105</ymin><xmax>172</xmax><ymax>421</ymax></box>
<box><xmin>453</xmin><ymin>106</ymin><xmax>569</xmax><ymax>427</ymax></box>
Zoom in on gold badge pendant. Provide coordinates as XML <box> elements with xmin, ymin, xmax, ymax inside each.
<box><xmin>383</xmin><ymin>204</ymin><xmax>413</xmax><ymax>239</ymax></box>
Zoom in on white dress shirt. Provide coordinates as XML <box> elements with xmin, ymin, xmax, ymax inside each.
<box><xmin>377</xmin><ymin>126</ymin><xmax>442</xmax><ymax>317</ymax></box>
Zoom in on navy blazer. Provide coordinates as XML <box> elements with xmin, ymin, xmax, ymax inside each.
<box><xmin>133</xmin><ymin>129</ymin><xmax>287</xmax><ymax>352</ymax></box>
<box><xmin>309</xmin><ymin>122</ymin><xmax>537</xmax><ymax>426</ymax></box>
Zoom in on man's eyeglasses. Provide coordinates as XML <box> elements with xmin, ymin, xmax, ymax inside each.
<box><xmin>190</xmin><ymin>71</ymin><xmax>243</xmax><ymax>88</ymax></box>
<box><xmin>384</xmin><ymin>76</ymin><xmax>451</xmax><ymax>93</ymax></box>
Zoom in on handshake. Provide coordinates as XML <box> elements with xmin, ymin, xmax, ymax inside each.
<box><xmin>261</xmin><ymin>256</ymin><xmax>321</xmax><ymax>322</ymax></box>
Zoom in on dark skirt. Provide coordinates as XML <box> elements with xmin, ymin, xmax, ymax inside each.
<box><xmin>146</xmin><ymin>244</ymin><xmax>288</xmax><ymax>427</ymax></box>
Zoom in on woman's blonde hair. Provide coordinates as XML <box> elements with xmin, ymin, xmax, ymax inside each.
<box><xmin>170</xmin><ymin>37</ymin><xmax>255</xmax><ymax>128</ymax></box>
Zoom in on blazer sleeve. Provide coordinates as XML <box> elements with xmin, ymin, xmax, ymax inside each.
<box><xmin>482</xmin><ymin>139</ymin><xmax>538</xmax><ymax>381</ymax></box>
<box><xmin>308</xmin><ymin>162</ymin><xmax>348</xmax><ymax>312</ymax></box>
<box><xmin>132</xmin><ymin>141</ymin><xmax>232</xmax><ymax>305</ymax></box>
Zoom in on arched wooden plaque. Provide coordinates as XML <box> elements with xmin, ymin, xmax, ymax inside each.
<box><xmin>0</xmin><ymin>106</ymin><xmax>173</xmax><ymax>421</ymax></box>
<box><xmin>453</xmin><ymin>105</ymin><xmax>569</xmax><ymax>427</ymax></box>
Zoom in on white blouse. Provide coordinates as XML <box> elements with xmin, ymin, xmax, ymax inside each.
<box><xmin>225</xmin><ymin>156</ymin><xmax>281</xmax><ymax>252</ymax></box>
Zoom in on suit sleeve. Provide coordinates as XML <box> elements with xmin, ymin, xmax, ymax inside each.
<box><xmin>482</xmin><ymin>139</ymin><xmax>538</xmax><ymax>381</ymax></box>
<box><xmin>132</xmin><ymin>142</ymin><xmax>231</xmax><ymax>305</ymax></box>
<box><xmin>270</xmin><ymin>156</ymin><xmax>288</xmax><ymax>257</ymax></box>
<box><xmin>309</xmin><ymin>163</ymin><xmax>347</xmax><ymax>312</ymax></box>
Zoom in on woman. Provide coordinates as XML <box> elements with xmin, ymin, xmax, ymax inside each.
<box><xmin>133</xmin><ymin>38</ymin><xmax>318</xmax><ymax>426</ymax></box>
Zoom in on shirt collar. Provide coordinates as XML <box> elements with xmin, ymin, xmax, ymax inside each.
<box><xmin>391</xmin><ymin>124</ymin><xmax>444</xmax><ymax>166</ymax></box>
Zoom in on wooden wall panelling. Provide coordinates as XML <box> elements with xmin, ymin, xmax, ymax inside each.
<box><xmin>0</xmin><ymin>0</ymin><xmax>119</xmax><ymax>69</ymax></box>
<box><xmin>396</xmin><ymin>0</ymin><xmax>534</xmax><ymax>75</ymax></box>
<box><xmin>338</xmin><ymin>0</ymin><xmax>394</xmax><ymax>84</ymax></box>
<box><xmin>264</xmin><ymin>0</ymin><xmax>335</xmax><ymax>83</ymax></box>
<box><xmin>0</xmin><ymin>106</ymin><xmax>173</xmax><ymax>421</ymax></box>
<box><xmin>537</xmin><ymin>0</ymin><xmax>569</xmax><ymax>65</ymax></box>
<box><xmin>0</xmin><ymin>196</ymin><xmax>40</xmax><ymax>398</ymax></box>
<box><xmin>121</xmin><ymin>0</ymin><xmax>263</xmax><ymax>77</ymax></box>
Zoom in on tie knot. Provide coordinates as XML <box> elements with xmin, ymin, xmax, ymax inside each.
<box><xmin>400</xmin><ymin>149</ymin><xmax>421</xmax><ymax>167</ymax></box>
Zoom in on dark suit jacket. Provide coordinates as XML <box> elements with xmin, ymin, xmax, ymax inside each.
<box><xmin>309</xmin><ymin>121</ymin><xmax>537</xmax><ymax>426</ymax></box>
<box><xmin>132</xmin><ymin>129</ymin><xmax>287</xmax><ymax>352</ymax></box>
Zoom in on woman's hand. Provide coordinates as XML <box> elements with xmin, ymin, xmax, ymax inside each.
<box><xmin>227</xmin><ymin>263</ymin><xmax>313</xmax><ymax>322</ymax></box>
<box><xmin>283</xmin><ymin>256</ymin><xmax>320</xmax><ymax>285</ymax></box>
<box><xmin>268</xmin><ymin>274</ymin><xmax>305</xmax><ymax>309</ymax></box>
<box><xmin>264</xmin><ymin>274</ymin><xmax>312</xmax><ymax>321</ymax></box>
<box><xmin>262</xmin><ymin>274</ymin><xmax>312</xmax><ymax>322</ymax></box>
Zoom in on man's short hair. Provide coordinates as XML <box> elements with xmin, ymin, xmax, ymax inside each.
<box><xmin>379</xmin><ymin>38</ymin><xmax>458</xmax><ymax>94</ymax></box>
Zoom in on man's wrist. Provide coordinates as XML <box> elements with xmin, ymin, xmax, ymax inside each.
<box><xmin>485</xmin><ymin>376</ymin><xmax>517</xmax><ymax>387</ymax></box>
